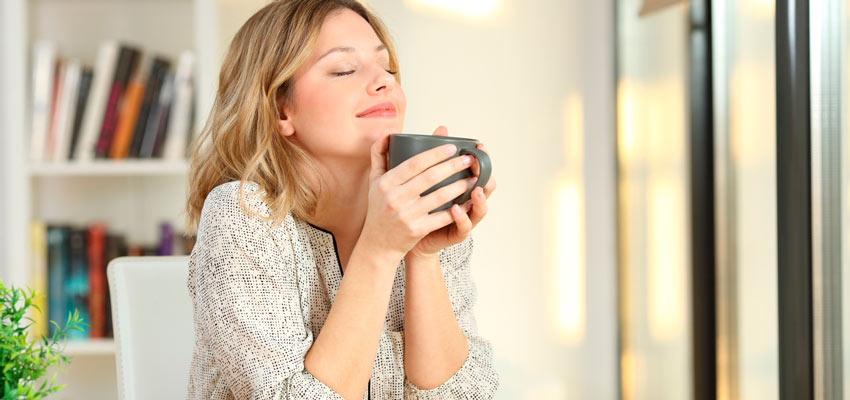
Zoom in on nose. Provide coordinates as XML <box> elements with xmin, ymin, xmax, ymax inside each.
<box><xmin>368</xmin><ymin>66</ymin><xmax>395</xmax><ymax>95</ymax></box>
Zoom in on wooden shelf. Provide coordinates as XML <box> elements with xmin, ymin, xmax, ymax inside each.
<box><xmin>28</xmin><ymin>159</ymin><xmax>189</xmax><ymax>177</ymax></box>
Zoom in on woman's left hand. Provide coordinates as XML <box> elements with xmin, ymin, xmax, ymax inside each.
<box><xmin>406</xmin><ymin>126</ymin><xmax>497</xmax><ymax>260</ymax></box>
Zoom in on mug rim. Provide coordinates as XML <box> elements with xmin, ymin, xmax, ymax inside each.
<box><xmin>390</xmin><ymin>133</ymin><xmax>478</xmax><ymax>143</ymax></box>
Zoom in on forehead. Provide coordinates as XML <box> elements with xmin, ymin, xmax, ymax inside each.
<box><xmin>313</xmin><ymin>8</ymin><xmax>383</xmax><ymax>55</ymax></box>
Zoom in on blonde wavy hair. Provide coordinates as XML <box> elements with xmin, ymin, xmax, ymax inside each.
<box><xmin>184</xmin><ymin>0</ymin><xmax>400</xmax><ymax>235</ymax></box>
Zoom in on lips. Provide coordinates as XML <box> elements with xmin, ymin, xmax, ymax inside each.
<box><xmin>356</xmin><ymin>102</ymin><xmax>397</xmax><ymax>118</ymax></box>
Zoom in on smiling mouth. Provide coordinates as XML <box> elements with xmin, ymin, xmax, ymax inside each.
<box><xmin>356</xmin><ymin>102</ymin><xmax>397</xmax><ymax>118</ymax></box>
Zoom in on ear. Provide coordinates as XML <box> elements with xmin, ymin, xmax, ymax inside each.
<box><xmin>278</xmin><ymin>104</ymin><xmax>295</xmax><ymax>137</ymax></box>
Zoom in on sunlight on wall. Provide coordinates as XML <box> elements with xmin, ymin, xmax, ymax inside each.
<box><xmin>621</xmin><ymin>348</ymin><xmax>639</xmax><ymax>400</ymax></box>
<box><xmin>403</xmin><ymin>0</ymin><xmax>500</xmax><ymax>19</ymax></box>
<box><xmin>550</xmin><ymin>94</ymin><xmax>586</xmax><ymax>346</ymax></box>
<box><xmin>648</xmin><ymin>177</ymin><xmax>685</xmax><ymax>341</ymax></box>
<box><xmin>743</xmin><ymin>0</ymin><xmax>775</xmax><ymax>19</ymax></box>
<box><xmin>553</xmin><ymin>181</ymin><xmax>585</xmax><ymax>345</ymax></box>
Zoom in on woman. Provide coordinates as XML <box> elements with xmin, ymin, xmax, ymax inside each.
<box><xmin>184</xmin><ymin>1</ymin><xmax>499</xmax><ymax>399</ymax></box>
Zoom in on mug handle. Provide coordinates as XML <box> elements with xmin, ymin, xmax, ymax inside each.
<box><xmin>456</xmin><ymin>147</ymin><xmax>491</xmax><ymax>204</ymax></box>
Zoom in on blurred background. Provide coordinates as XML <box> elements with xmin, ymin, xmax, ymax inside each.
<box><xmin>1</xmin><ymin>0</ymin><xmax>848</xmax><ymax>398</ymax></box>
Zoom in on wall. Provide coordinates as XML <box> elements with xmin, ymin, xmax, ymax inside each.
<box><xmin>366</xmin><ymin>1</ymin><xmax>617</xmax><ymax>398</ymax></box>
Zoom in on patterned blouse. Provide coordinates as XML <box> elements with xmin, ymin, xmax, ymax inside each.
<box><xmin>186</xmin><ymin>181</ymin><xmax>500</xmax><ymax>399</ymax></box>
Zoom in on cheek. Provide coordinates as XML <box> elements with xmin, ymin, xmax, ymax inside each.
<box><xmin>297</xmin><ymin>85</ymin><xmax>357</xmax><ymax>128</ymax></box>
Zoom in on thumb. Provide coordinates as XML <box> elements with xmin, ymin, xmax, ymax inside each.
<box><xmin>369</xmin><ymin>133</ymin><xmax>390</xmax><ymax>182</ymax></box>
<box><xmin>433</xmin><ymin>126</ymin><xmax>449</xmax><ymax>137</ymax></box>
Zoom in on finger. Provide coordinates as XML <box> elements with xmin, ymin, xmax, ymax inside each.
<box><xmin>403</xmin><ymin>153</ymin><xmax>474</xmax><ymax>199</ymax></box>
<box><xmin>369</xmin><ymin>133</ymin><xmax>391</xmax><ymax>182</ymax></box>
<box><xmin>420</xmin><ymin>208</ymin><xmax>456</xmax><ymax>233</ymax></box>
<box><xmin>482</xmin><ymin>176</ymin><xmax>497</xmax><ymax>198</ymax></box>
<box><xmin>416</xmin><ymin>176</ymin><xmax>477</xmax><ymax>216</ymax></box>
<box><xmin>433</xmin><ymin>126</ymin><xmax>449</xmax><ymax>137</ymax></box>
<box><xmin>467</xmin><ymin>186</ymin><xmax>488</xmax><ymax>225</ymax></box>
<box><xmin>450</xmin><ymin>203</ymin><xmax>473</xmax><ymax>235</ymax></box>
<box><xmin>385</xmin><ymin>143</ymin><xmax>458</xmax><ymax>186</ymax></box>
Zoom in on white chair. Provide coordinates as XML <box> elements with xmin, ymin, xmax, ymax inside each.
<box><xmin>107</xmin><ymin>256</ymin><xmax>194</xmax><ymax>399</ymax></box>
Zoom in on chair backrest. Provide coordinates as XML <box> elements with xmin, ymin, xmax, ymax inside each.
<box><xmin>107</xmin><ymin>256</ymin><xmax>194</xmax><ymax>400</ymax></box>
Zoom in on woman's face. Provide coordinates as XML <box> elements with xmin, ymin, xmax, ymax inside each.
<box><xmin>280</xmin><ymin>8</ymin><xmax>406</xmax><ymax>165</ymax></box>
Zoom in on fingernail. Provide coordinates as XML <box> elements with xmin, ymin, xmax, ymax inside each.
<box><xmin>452</xmin><ymin>204</ymin><xmax>461</xmax><ymax>213</ymax></box>
<box><xmin>467</xmin><ymin>176</ymin><xmax>478</xmax><ymax>185</ymax></box>
<box><xmin>462</xmin><ymin>155</ymin><xmax>473</xmax><ymax>165</ymax></box>
<box><xmin>444</xmin><ymin>144</ymin><xmax>457</xmax><ymax>155</ymax></box>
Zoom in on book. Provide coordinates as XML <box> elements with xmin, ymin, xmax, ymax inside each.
<box><xmin>75</xmin><ymin>41</ymin><xmax>120</xmax><ymax>161</ymax></box>
<box><xmin>44</xmin><ymin>58</ymin><xmax>64</xmax><ymax>162</ymax></box>
<box><xmin>163</xmin><ymin>50</ymin><xmax>195</xmax><ymax>160</ymax></box>
<box><xmin>30</xmin><ymin>41</ymin><xmax>57</xmax><ymax>163</ymax></box>
<box><xmin>66</xmin><ymin>227</ymin><xmax>90</xmax><ymax>340</ymax></box>
<box><xmin>95</xmin><ymin>45</ymin><xmax>141</xmax><ymax>159</ymax></box>
<box><xmin>109</xmin><ymin>55</ymin><xmax>151</xmax><ymax>159</ymax></box>
<box><xmin>51</xmin><ymin>59</ymin><xmax>83</xmax><ymax>162</ymax></box>
<box><xmin>68</xmin><ymin>67</ymin><xmax>93</xmax><ymax>160</ymax></box>
<box><xmin>129</xmin><ymin>57</ymin><xmax>171</xmax><ymax>158</ymax></box>
<box><xmin>157</xmin><ymin>222</ymin><xmax>174</xmax><ymax>255</ymax></box>
<box><xmin>28</xmin><ymin>221</ymin><xmax>48</xmax><ymax>341</ymax></box>
<box><xmin>87</xmin><ymin>224</ymin><xmax>107</xmax><ymax>338</ymax></box>
<box><xmin>46</xmin><ymin>225</ymin><xmax>69</xmax><ymax>338</ymax></box>
<box><xmin>145</xmin><ymin>72</ymin><xmax>175</xmax><ymax>158</ymax></box>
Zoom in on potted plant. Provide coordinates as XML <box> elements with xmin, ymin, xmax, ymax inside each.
<box><xmin>0</xmin><ymin>281</ymin><xmax>86</xmax><ymax>399</ymax></box>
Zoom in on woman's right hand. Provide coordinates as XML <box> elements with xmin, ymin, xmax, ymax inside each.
<box><xmin>358</xmin><ymin>130</ymin><xmax>477</xmax><ymax>264</ymax></box>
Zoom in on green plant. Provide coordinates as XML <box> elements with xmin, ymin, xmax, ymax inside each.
<box><xmin>0</xmin><ymin>281</ymin><xmax>86</xmax><ymax>399</ymax></box>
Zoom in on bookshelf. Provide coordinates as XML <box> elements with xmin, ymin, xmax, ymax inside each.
<box><xmin>1</xmin><ymin>0</ymin><xmax>267</xmax><ymax>398</ymax></box>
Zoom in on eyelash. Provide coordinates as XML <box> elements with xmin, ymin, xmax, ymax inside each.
<box><xmin>332</xmin><ymin>69</ymin><xmax>398</xmax><ymax>77</ymax></box>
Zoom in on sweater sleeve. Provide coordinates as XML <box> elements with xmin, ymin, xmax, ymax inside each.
<box><xmin>188</xmin><ymin>183</ymin><xmax>344</xmax><ymax>399</ymax></box>
<box><xmin>403</xmin><ymin>236</ymin><xmax>501</xmax><ymax>399</ymax></box>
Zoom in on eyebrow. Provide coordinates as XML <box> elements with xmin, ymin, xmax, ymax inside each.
<box><xmin>316</xmin><ymin>44</ymin><xmax>388</xmax><ymax>62</ymax></box>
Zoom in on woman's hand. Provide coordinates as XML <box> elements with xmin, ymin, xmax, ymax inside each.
<box><xmin>358</xmin><ymin>128</ymin><xmax>483</xmax><ymax>265</ymax></box>
<box><xmin>406</xmin><ymin>126</ymin><xmax>497</xmax><ymax>260</ymax></box>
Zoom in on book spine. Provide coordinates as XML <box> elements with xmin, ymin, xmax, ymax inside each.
<box><xmin>151</xmin><ymin>73</ymin><xmax>175</xmax><ymax>158</ymax></box>
<box><xmin>53</xmin><ymin>59</ymin><xmax>82</xmax><ymax>162</ymax></box>
<box><xmin>68</xmin><ymin>67</ymin><xmax>93</xmax><ymax>160</ymax></box>
<box><xmin>109</xmin><ymin>54</ymin><xmax>151</xmax><ymax>159</ymax></box>
<box><xmin>75</xmin><ymin>41</ymin><xmax>119</xmax><ymax>161</ymax></box>
<box><xmin>66</xmin><ymin>228</ymin><xmax>90</xmax><ymax>339</ymax></box>
<box><xmin>30</xmin><ymin>41</ymin><xmax>57</xmax><ymax>163</ymax></box>
<box><xmin>95</xmin><ymin>46</ymin><xmax>140</xmax><ymax>159</ymax></box>
<box><xmin>163</xmin><ymin>50</ymin><xmax>195</xmax><ymax>160</ymax></box>
<box><xmin>87</xmin><ymin>224</ymin><xmax>107</xmax><ymax>338</ymax></box>
<box><xmin>130</xmin><ymin>58</ymin><xmax>170</xmax><ymax>158</ymax></box>
<box><xmin>45</xmin><ymin>59</ymin><xmax>65</xmax><ymax>162</ymax></box>
<box><xmin>46</xmin><ymin>226</ymin><xmax>68</xmax><ymax>338</ymax></box>
<box><xmin>28</xmin><ymin>221</ymin><xmax>48</xmax><ymax>341</ymax></box>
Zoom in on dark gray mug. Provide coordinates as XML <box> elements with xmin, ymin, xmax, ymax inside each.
<box><xmin>388</xmin><ymin>133</ymin><xmax>491</xmax><ymax>213</ymax></box>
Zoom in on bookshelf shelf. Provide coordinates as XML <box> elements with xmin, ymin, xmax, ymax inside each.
<box><xmin>62</xmin><ymin>338</ymin><xmax>116</xmax><ymax>356</ymax></box>
<box><xmin>29</xmin><ymin>159</ymin><xmax>189</xmax><ymax>177</ymax></box>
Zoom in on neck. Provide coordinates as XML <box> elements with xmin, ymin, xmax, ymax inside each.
<box><xmin>307</xmin><ymin>157</ymin><xmax>371</xmax><ymax>242</ymax></box>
